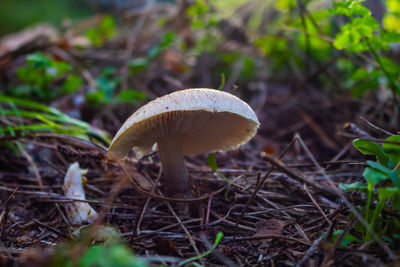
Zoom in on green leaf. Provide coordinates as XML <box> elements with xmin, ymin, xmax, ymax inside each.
<box><xmin>217</xmin><ymin>73</ymin><xmax>225</xmax><ymax>91</ymax></box>
<box><xmin>207</xmin><ymin>153</ymin><xmax>218</xmax><ymax>172</ymax></box>
<box><xmin>117</xmin><ymin>90</ymin><xmax>146</xmax><ymax>102</ymax></box>
<box><xmin>367</xmin><ymin>161</ymin><xmax>399</xmax><ymax>187</ymax></box>
<box><xmin>26</xmin><ymin>52</ymin><xmax>52</xmax><ymax>68</ymax></box>
<box><xmin>275</xmin><ymin>0</ymin><xmax>296</xmax><ymax>11</ymax></box>
<box><xmin>377</xmin><ymin>187</ymin><xmax>398</xmax><ymax>201</ymax></box>
<box><xmin>351</xmin><ymin>68</ymin><xmax>369</xmax><ymax>81</ymax></box>
<box><xmin>254</xmin><ymin>36</ymin><xmax>288</xmax><ymax>56</ymax></box>
<box><xmin>79</xmin><ymin>244</ymin><xmax>150</xmax><ymax>267</ymax></box>
<box><xmin>383</xmin><ymin>136</ymin><xmax>400</xmax><ymax>165</ymax></box>
<box><xmin>178</xmin><ymin>232</ymin><xmax>223</xmax><ymax>266</ymax></box>
<box><xmin>381</xmin><ymin>31</ymin><xmax>400</xmax><ymax>43</ymax></box>
<box><xmin>333</xmin><ymin>31</ymin><xmax>352</xmax><ymax>50</ymax></box>
<box><xmin>339</xmin><ymin>181</ymin><xmax>367</xmax><ymax>191</ymax></box>
<box><xmin>350</xmin><ymin>4</ymin><xmax>371</xmax><ymax>16</ymax></box>
<box><xmin>353</xmin><ymin>139</ymin><xmax>388</xmax><ymax>165</ymax></box>
<box><xmin>363</xmin><ymin>167</ymin><xmax>388</xmax><ymax>188</ymax></box>
<box><xmin>129</xmin><ymin>58</ymin><xmax>148</xmax><ymax>75</ymax></box>
<box><xmin>351</xmin><ymin>79</ymin><xmax>379</xmax><ymax>97</ymax></box>
<box><xmin>62</xmin><ymin>74</ymin><xmax>83</xmax><ymax>94</ymax></box>
<box><xmin>353</xmin><ymin>139</ymin><xmax>381</xmax><ymax>155</ymax></box>
<box><xmin>86</xmin><ymin>91</ymin><xmax>106</xmax><ymax>105</ymax></box>
<box><xmin>361</xmin><ymin>16</ymin><xmax>379</xmax><ymax>32</ymax></box>
<box><xmin>52</xmin><ymin>60</ymin><xmax>72</xmax><ymax>77</ymax></box>
<box><xmin>186</xmin><ymin>0</ymin><xmax>209</xmax><ymax>17</ymax></box>
<box><xmin>392</xmin><ymin>195</ymin><xmax>400</xmax><ymax>210</ymax></box>
<box><xmin>85</xmin><ymin>15</ymin><xmax>117</xmax><ymax>46</ymax></box>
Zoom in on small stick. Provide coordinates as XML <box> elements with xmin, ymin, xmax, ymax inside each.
<box><xmin>224</xmin><ymin>234</ymin><xmax>310</xmax><ymax>246</ymax></box>
<box><xmin>360</xmin><ymin>116</ymin><xmax>394</xmax><ymax>136</ymax></box>
<box><xmin>299</xmin><ymin>109</ymin><xmax>338</xmax><ymax>150</ymax></box>
<box><xmin>304</xmin><ymin>184</ymin><xmax>331</xmax><ymax>224</ymax></box>
<box><xmin>263</xmin><ymin>154</ymin><xmax>337</xmax><ymax>198</ymax></box>
<box><xmin>1</xmin><ymin>189</ymin><xmax>18</xmax><ymax>241</ymax></box>
<box><xmin>55</xmin><ymin>203</ymin><xmax>73</xmax><ymax>233</ymax></box>
<box><xmin>132</xmin><ymin>218</ymin><xmax>201</xmax><ymax>240</ymax></box>
<box><xmin>18</xmin><ymin>145</ymin><xmax>43</xmax><ymax>190</ymax></box>
<box><xmin>133</xmin><ymin>168</ymin><xmax>163</xmax><ymax>237</ymax></box>
<box><xmin>33</xmin><ymin>219</ymin><xmax>68</xmax><ymax>237</ymax></box>
<box><xmin>205</xmin><ymin>193</ymin><xmax>214</xmax><ymax>225</ymax></box>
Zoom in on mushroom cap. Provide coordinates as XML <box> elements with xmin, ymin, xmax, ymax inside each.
<box><xmin>108</xmin><ymin>88</ymin><xmax>260</xmax><ymax>159</ymax></box>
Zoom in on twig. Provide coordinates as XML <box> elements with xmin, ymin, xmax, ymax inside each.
<box><xmin>303</xmin><ymin>184</ymin><xmax>331</xmax><ymax>224</ymax></box>
<box><xmin>132</xmin><ymin>218</ymin><xmax>201</xmax><ymax>240</ymax></box>
<box><xmin>262</xmin><ymin>154</ymin><xmax>337</xmax><ymax>198</ymax></box>
<box><xmin>205</xmin><ymin>193</ymin><xmax>214</xmax><ymax>225</ymax></box>
<box><xmin>32</xmin><ymin>219</ymin><xmax>68</xmax><ymax>237</ymax></box>
<box><xmin>164</xmin><ymin>198</ymin><xmax>204</xmax><ymax>265</ymax></box>
<box><xmin>18</xmin><ymin>144</ymin><xmax>43</xmax><ymax>190</ymax></box>
<box><xmin>1</xmin><ymin>189</ymin><xmax>18</xmax><ymax>241</ymax></box>
<box><xmin>299</xmin><ymin>109</ymin><xmax>338</xmax><ymax>150</ymax></box>
<box><xmin>224</xmin><ymin>234</ymin><xmax>311</xmax><ymax>246</ymax></box>
<box><xmin>133</xmin><ymin>168</ymin><xmax>163</xmax><ymax>237</ymax></box>
<box><xmin>360</xmin><ymin>117</ymin><xmax>394</xmax><ymax>136</ymax></box>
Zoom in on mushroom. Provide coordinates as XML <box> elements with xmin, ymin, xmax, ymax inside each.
<box><xmin>63</xmin><ymin>162</ymin><xmax>98</xmax><ymax>225</ymax></box>
<box><xmin>108</xmin><ymin>88</ymin><xmax>259</xmax><ymax>196</ymax></box>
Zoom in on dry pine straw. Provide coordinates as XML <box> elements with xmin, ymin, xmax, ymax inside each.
<box><xmin>0</xmin><ymin>134</ymin><xmax>382</xmax><ymax>266</ymax></box>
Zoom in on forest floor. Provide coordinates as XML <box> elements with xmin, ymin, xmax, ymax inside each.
<box><xmin>0</xmin><ymin>4</ymin><xmax>399</xmax><ymax>267</ymax></box>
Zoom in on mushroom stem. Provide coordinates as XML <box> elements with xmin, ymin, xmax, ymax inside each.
<box><xmin>158</xmin><ymin>135</ymin><xmax>189</xmax><ymax>194</ymax></box>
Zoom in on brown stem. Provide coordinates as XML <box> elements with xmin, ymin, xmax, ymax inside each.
<box><xmin>158</xmin><ymin>135</ymin><xmax>190</xmax><ymax>194</ymax></box>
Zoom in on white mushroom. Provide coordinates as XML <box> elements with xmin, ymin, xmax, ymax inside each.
<box><xmin>108</xmin><ymin>88</ymin><xmax>260</xmax><ymax>195</ymax></box>
<box><xmin>63</xmin><ymin>162</ymin><xmax>98</xmax><ymax>225</ymax></box>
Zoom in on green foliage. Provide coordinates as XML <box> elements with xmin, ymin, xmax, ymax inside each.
<box><xmin>13</xmin><ymin>52</ymin><xmax>83</xmax><ymax>101</ymax></box>
<box><xmin>85</xmin><ymin>15</ymin><xmax>117</xmax><ymax>46</ymax></box>
<box><xmin>275</xmin><ymin>0</ymin><xmax>296</xmax><ymax>11</ymax></box>
<box><xmin>79</xmin><ymin>244</ymin><xmax>150</xmax><ymax>267</ymax></box>
<box><xmin>329</xmin><ymin>0</ymin><xmax>400</xmax><ymax>96</ymax></box>
<box><xmin>206</xmin><ymin>153</ymin><xmax>218</xmax><ymax>172</ymax></box>
<box><xmin>340</xmin><ymin>136</ymin><xmax>400</xmax><ymax>247</ymax></box>
<box><xmin>86</xmin><ymin>67</ymin><xmax>146</xmax><ymax>106</ymax></box>
<box><xmin>0</xmin><ymin>0</ymin><xmax>93</xmax><ymax>35</ymax></box>
<box><xmin>0</xmin><ymin>95</ymin><xmax>110</xmax><ymax>145</ymax></box>
<box><xmin>383</xmin><ymin>0</ymin><xmax>400</xmax><ymax>32</ymax></box>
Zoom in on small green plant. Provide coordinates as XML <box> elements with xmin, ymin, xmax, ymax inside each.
<box><xmin>86</xmin><ymin>67</ymin><xmax>146</xmax><ymax>106</ymax></box>
<box><xmin>207</xmin><ymin>153</ymin><xmax>231</xmax><ymax>199</ymax></box>
<box><xmin>85</xmin><ymin>15</ymin><xmax>117</xmax><ymax>46</ymax></box>
<box><xmin>13</xmin><ymin>52</ymin><xmax>83</xmax><ymax>101</ymax></box>
<box><xmin>178</xmin><ymin>232</ymin><xmax>223</xmax><ymax>266</ymax></box>
<box><xmin>340</xmin><ymin>136</ymin><xmax>400</xmax><ymax>248</ymax></box>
